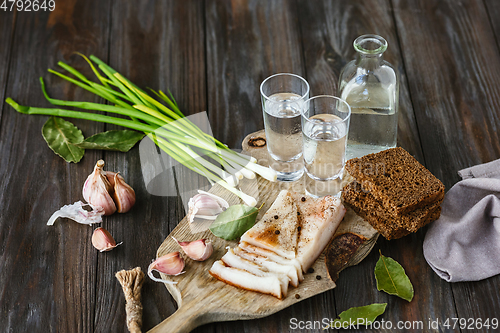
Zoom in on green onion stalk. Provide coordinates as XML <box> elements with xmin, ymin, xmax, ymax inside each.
<box><xmin>5</xmin><ymin>54</ymin><xmax>277</xmax><ymax>206</ymax></box>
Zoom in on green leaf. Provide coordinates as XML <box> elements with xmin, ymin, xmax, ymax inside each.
<box><xmin>75</xmin><ymin>130</ymin><xmax>145</xmax><ymax>152</ymax></box>
<box><xmin>209</xmin><ymin>205</ymin><xmax>259</xmax><ymax>240</ymax></box>
<box><xmin>375</xmin><ymin>252</ymin><xmax>414</xmax><ymax>302</ymax></box>
<box><xmin>42</xmin><ymin>116</ymin><xmax>85</xmax><ymax>163</ymax></box>
<box><xmin>330</xmin><ymin>303</ymin><xmax>387</xmax><ymax>328</ymax></box>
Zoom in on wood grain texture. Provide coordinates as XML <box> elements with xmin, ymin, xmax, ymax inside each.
<box><xmin>392</xmin><ymin>0</ymin><xmax>500</xmax><ymax>331</ymax></box>
<box><xmin>0</xmin><ymin>11</ymin><xmax>15</xmax><ymax>121</ymax></box>
<box><xmin>150</xmin><ymin>181</ymin><xmax>337</xmax><ymax>333</ymax></box>
<box><xmin>484</xmin><ymin>0</ymin><xmax>500</xmax><ymax>45</ymax></box>
<box><xmin>295</xmin><ymin>1</ymin><xmax>457</xmax><ymax>332</ymax></box>
<box><xmin>206</xmin><ymin>0</ymin><xmax>305</xmax><ymax>149</ymax></box>
<box><xmin>96</xmin><ymin>1</ymin><xmax>207</xmax><ymax>332</ymax></box>
<box><xmin>392</xmin><ymin>0</ymin><xmax>500</xmax><ymax>188</ymax></box>
<box><xmin>0</xmin><ymin>0</ymin><xmax>499</xmax><ymax>332</ymax></box>
<box><xmin>0</xmin><ymin>2</ymin><xmax>110</xmax><ymax>332</ymax></box>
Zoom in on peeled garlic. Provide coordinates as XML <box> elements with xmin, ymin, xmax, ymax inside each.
<box><xmin>173</xmin><ymin>237</ymin><xmax>213</xmax><ymax>261</ymax></box>
<box><xmin>91</xmin><ymin>227</ymin><xmax>121</xmax><ymax>252</ymax></box>
<box><xmin>83</xmin><ymin>160</ymin><xmax>116</xmax><ymax>215</ymax></box>
<box><xmin>111</xmin><ymin>173</ymin><xmax>136</xmax><ymax>213</ymax></box>
<box><xmin>187</xmin><ymin>190</ymin><xmax>229</xmax><ymax>223</ymax></box>
<box><xmin>147</xmin><ymin>252</ymin><xmax>185</xmax><ymax>284</ymax></box>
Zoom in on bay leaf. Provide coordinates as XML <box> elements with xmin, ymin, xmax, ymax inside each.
<box><xmin>375</xmin><ymin>252</ymin><xmax>414</xmax><ymax>302</ymax></box>
<box><xmin>209</xmin><ymin>205</ymin><xmax>258</xmax><ymax>240</ymax></box>
<box><xmin>75</xmin><ymin>130</ymin><xmax>145</xmax><ymax>152</ymax></box>
<box><xmin>42</xmin><ymin>116</ymin><xmax>84</xmax><ymax>163</ymax></box>
<box><xmin>330</xmin><ymin>303</ymin><xmax>387</xmax><ymax>328</ymax></box>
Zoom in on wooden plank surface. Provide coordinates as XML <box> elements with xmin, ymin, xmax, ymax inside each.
<box><xmin>485</xmin><ymin>0</ymin><xmax>500</xmax><ymax>42</ymax></box>
<box><xmin>0</xmin><ymin>2</ymin><xmax>110</xmax><ymax>332</ymax></box>
<box><xmin>0</xmin><ymin>0</ymin><xmax>499</xmax><ymax>332</ymax></box>
<box><xmin>94</xmin><ymin>1</ymin><xmax>207</xmax><ymax>332</ymax></box>
<box><xmin>0</xmin><ymin>11</ymin><xmax>15</xmax><ymax>121</ymax></box>
<box><xmin>393</xmin><ymin>0</ymin><xmax>500</xmax><ymax>186</ymax></box>
<box><xmin>295</xmin><ymin>2</ymin><xmax>460</xmax><ymax>332</ymax></box>
<box><xmin>392</xmin><ymin>0</ymin><xmax>500</xmax><ymax>332</ymax></box>
<box><xmin>206</xmin><ymin>0</ymin><xmax>305</xmax><ymax>149</ymax></box>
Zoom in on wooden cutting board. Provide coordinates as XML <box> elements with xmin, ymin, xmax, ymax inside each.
<box><xmin>148</xmin><ymin>130</ymin><xmax>378</xmax><ymax>333</ymax></box>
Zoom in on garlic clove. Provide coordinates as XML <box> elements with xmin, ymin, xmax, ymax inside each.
<box><xmin>173</xmin><ymin>237</ymin><xmax>213</xmax><ymax>261</ymax></box>
<box><xmin>112</xmin><ymin>173</ymin><xmax>136</xmax><ymax>213</ymax></box>
<box><xmin>187</xmin><ymin>190</ymin><xmax>229</xmax><ymax>223</ymax></box>
<box><xmin>83</xmin><ymin>160</ymin><xmax>117</xmax><ymax>216</ymax></box>
<box><xmin>92</xmin><ymin>227</ymin><xmax>121</xmax><ymax>252</ymax></box>
<box><xmin>147</xmin><ymin>252</ymin><xmax>185</xmax><ymax>284</ymax></box>
<box><xmin>192</xmin><ymin>196</ymin><xmax>224</xmax><ymax>215</ymax></box>
<box><xmin>105</xmin><ymin>171</ymin><xmax>117</xmax><ymax>187</ymax></box>
<box><xmin>197</xmin><ymin>190</ymin><xmax>230</xmax><ymax>209</ymax></box>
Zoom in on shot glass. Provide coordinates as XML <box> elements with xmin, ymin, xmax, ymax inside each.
<box><xmin>301</xmin><ymin>95</ymin><xmax>351</xmax><ymax>196</ymax></box>
<box><xmin>260</xmin><ymin>73</ymin><xmax>310</xmax><ymax>182</ymax></box>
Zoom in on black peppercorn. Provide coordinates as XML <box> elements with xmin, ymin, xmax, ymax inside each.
<box><xmin>295</xmin><ymin>294</ymin><xmax>300</xmax><ymax>299</ymax></box>
<box><xmin>275</xmin><ymin>230</ymin><xmax>280</xmax><ymax>235</ymax></box>
<box><xmin>301</xmin><ymin>197</ymin><xmax>306</xmax><ymax>202</ymax></box>
<box><xmin>307</xmin><ymin>267</ymin><xmax>314</xmax><ymax>273</ymax></box>
<box><xmin>274</xmin><ymin>215</ymin><xmax>279</xmax><ymax>219</ymax></box>
<box><xmin>316</xmin><ymin>275</ymin><xmax>321</xmax><ymax>280</ymax></box>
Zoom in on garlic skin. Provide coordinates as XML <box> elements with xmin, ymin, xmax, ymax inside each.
<box><xmin>148</xmin><ymin>252</ymin><xmax>185</xmax><ymax>284</ymax></box>
<box><xmin>92</xmin><ymin>227</ymin><xmax>121</xmax><ymax>252</ymax></box>
<box><xmin>187</xmin><ymin>190</ymin><xmax>229</xmax><ymax>223</ymax></box>
<box><xmin>105</xmin><ymin>171</ymin><xmax>118</xmax><ymax>187</ymax></box>
<box><xmin>173</xmin><ymin>237</ymin><xmax>213</xmax><ymax>261</ymax></box>
<box><xmin>47</xmin><ymin>201</ymin><xmax>105</xmax><ymax>226</ymax></box>
<box><xmin>111</xmin><ymin>173</ymin><xmax>136</xmax><ymax>213</ymax></box>
<box><xmin>83</xmin><ymin>160</ymin><xmax>116</xmax><ymax>215</ymax></box>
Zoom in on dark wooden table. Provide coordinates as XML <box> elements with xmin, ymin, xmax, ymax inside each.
<box><xmin>1</xmin><ymin>0</ymin><xmax>500</xmax><ymax>332</ymax></box>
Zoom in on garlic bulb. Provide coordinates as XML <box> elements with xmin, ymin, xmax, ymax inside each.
<box><xmin>111</xmin><ymin>173</ymin><xmax>136</xmax><ymax>213</ymax></box>
<box><xmin>187</xmin><ymin>190</ymin><xmax>229</xmax><ymax>223</ymax></box>
<box><xmin>148</xmin><ymin>252</ymin><xmax>185</xmax><ymax>284</ymax></box>
<box><xmin>83</xmin><ymin>160</ymin><xmax>116</xmax><ymax>215</ymax></box>
<box><xmin>173</xmin><ymin>237</ymin><xmax>213</xmax><ymax>261</ymax></box>
<box><xmin>91</xmin><ymin>227</ymin><xmax>121</xmax><ymax>252</ymax></box>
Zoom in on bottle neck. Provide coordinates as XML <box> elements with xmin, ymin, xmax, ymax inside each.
<box><xmin>353</xmin><ymin>35</ymin><xmax>387</xmax><ymax>71</ymax></box>
<box><xmin>355</xmin><ymin>52</ymin><xmax>384</xmax><ymax>70</ymax></box>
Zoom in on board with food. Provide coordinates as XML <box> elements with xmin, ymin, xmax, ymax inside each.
<box><xmin>148</xmin><ymin>130</ymin><xmax>379</xmax><ymax>333</ymax></box>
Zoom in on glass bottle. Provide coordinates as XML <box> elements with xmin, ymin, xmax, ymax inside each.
<box><xmin>338</xmin><ymin>34</ymin><xmax>399</xmax><ymax>160</ymax></box>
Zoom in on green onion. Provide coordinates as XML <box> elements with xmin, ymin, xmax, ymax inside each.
<box><xmin>6</xmin><ymin>54</ymin><xmax>277</xmax><ymax>206</ymax></box>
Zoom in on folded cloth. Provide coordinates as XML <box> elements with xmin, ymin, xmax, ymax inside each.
<box><xmin>423</xmin><ymin>158</ymin><xmax>500</xmax><ymax>282</ymax></box>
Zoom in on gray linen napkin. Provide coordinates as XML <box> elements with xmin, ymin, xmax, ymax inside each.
<box><xmin>423</xmin><ymin>158</ymin><xmax>500</xmax><ymax>282</ymax></box>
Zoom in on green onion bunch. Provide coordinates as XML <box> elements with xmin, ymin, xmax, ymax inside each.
<box><xmin>6</xmin><ymin>54</ymin><xmax>277</xmax><ymax>206</ymax></box>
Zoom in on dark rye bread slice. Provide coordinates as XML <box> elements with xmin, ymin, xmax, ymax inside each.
<box><xmin>364</xmin><ymin>207</ymin><xmax>441</xmax><ymax>240</ymax></box>
<box><xmin>345</xmin><ymin>199</ymin><xmax>441</xmax><ymax>240</ymax></box>
<box><xmin>342</xmin><ymin>181</ymin><xmax>442</xmax><ymax>239</ymax></box>
<box><xmin>342</xmin><ymin>181</ymin><xmax>443</xmax><ymax>232</ymax></box>
<box><xmin>345</xmin><ymin>147</ymin><xmax>445</xmax><ymax>217</ymax></box>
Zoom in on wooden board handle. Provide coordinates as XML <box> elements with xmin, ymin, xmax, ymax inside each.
<box><xmin>148</xmin><ymin>305</ymin><xmax>199</xmax><ymax>333</ymax></box>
